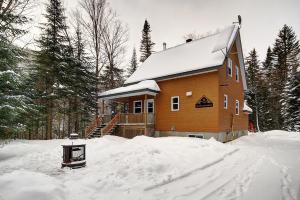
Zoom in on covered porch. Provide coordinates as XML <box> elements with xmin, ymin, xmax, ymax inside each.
<box><xmin>98</xmin><ymin>80</ymin><xmax>160</xmax><ymax>138</ymax></box>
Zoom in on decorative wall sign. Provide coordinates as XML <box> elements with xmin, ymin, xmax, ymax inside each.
<box><xmin>195</xmin><ymin>96</ymin><xmax>213</xmax><ymax>108</ymax></box>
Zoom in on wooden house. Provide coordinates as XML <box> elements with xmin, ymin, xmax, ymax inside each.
<box><xmin>87</xmin><ymin>24</ymin><xmax>252</xmax><ymax>142</ymax></box>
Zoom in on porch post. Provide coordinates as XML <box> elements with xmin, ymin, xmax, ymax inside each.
<box><xmin>102</xmin><ymin>100</ymin><xmax>105</xmax><ymax>115</ymax></box>
<box><xmin>144</xmin><ymin>94</ymin><xmax>147</xmax><ymax>136</ymax></box>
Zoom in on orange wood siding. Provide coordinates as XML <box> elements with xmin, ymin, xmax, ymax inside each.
<box><xmin>155</xmin><ymin>71</ymin><xmax>220</xmax><ymax>132</ymax></box>
<box><xmin>218</xmin><ymin>43</ymin><xmax>248</xmax><ymax>132</ymax></box>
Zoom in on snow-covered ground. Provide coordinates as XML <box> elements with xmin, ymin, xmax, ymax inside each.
<box><xmin>0</xmin><ymin>130</ymin><xmax>299</xmax><ymax>200</ymax></box>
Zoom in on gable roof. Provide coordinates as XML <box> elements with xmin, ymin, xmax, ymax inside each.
<box><xmin>125</xmin><ymin>24</ymin><xmax>247</xmax><ymax>90</ymax></box>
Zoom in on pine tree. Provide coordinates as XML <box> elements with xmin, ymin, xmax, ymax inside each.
<box><xmin>139</xmin><ymin>20</ymin><xmax>155</xmax><ymax>62</ymax></box>
<box><xmin>35</xmin><ymin>0</ymin><xmax>69</xmax><ymax>139</ymax></box>
<box><xmin>259</xmin><ymin>47</ymin><xmax>275</xmax><ymax>130</ymax></box>
<box><xmin>272</xmin><ymin>25</ymin><xmax>300</xmax><ymax>129</ymax></box>
<box><xmin>245</xmin><ymin>49</ymin><xmax>261</xmax><ymax>131</ymax></box>
<box><xmin>127</xmin><ymin>48</ymin><xmax>138</xmax><ymax>76</ymax></box>
<box><xmin>285</xmin><ymin>70</ymin><xmax>300</xmax><ymax>131</ymax></box>
<box><xmin>70</xmin><ymin>22</ymin><xmax>97</xmax><ymax>135</ymax></box>
<box><xmin>0</xmin><ymin>42</ymin><xmax>33</xmax><ymax>138</ymax></box>
<box><xmin>0</xmin><ymin>0</ymin><xmax>34</xmax><ymax>138</ymax></box>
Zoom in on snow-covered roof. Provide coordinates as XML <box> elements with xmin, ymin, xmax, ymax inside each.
<box><xmin>243</xmin><ymin>101</ymin><xmax>253</xmax><ymax>113</ymax></box>
<box><xmin>99</xmin><ymin>80</ymin><xmax>160</xmax><ymax>99</ymax></box>
<box><xmin>125</xmin><ymin>25</ymin><xmax>243</xmax><ymax>86</ymax></box>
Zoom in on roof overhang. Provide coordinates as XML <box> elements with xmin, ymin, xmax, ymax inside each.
<box><xmin>98</xmin><ymin>88</ymin><xmax>159</xmax><ymax>100</ymax></box>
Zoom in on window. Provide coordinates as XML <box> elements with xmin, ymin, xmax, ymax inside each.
<box><xmin>133</xmin><ymin>100</ymin><xmax>142</xmax><ymax>113</ymax></box>
<box><xmin>224</xmin><ymin>94</ymin><xmax>228</xmax><ymax>109</ymax></box>
<box><xmin>171</xmin><ymin>96</ymin><xmax>179</xmax><ymax>111</ymax></box>
<box><xmin>147</xmin><ymin>99</ymin><xmax>154</xmax><ymax>113</ymax></box>
<box><xmin>235</xmin><ymin>100</ymin><xmax>239</xmax><ymax>115</ymax></box>
<box><xmin>235</xmin><ymin>65</ymin><xmax>239</xmax><ymax>81</ymax></box>
<box><xmin>227</xmin><ymin>58</ymin><xmax>232</xmax><ymax>77</ymax></box>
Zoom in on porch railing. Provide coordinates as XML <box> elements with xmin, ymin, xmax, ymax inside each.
<box><xmin>119</xmin><ymin>113</ymin><xmax>154</xmax><ymax>124</ymax></box>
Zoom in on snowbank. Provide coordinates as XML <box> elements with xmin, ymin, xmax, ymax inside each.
<box><xmin>1</xmin><ymin>131</ymin><xmax>300</xmax><ymax>200</ymax></box>
<box><xmin>0</xmin><ymin>136</ymin><xmax>236</xmax><ymax>200</ymax></box>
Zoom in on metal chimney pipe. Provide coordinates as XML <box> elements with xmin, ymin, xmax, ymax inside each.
<box><xmin>163</xmin><ymin>42</ymin><xmax>167</xmax><ymax>50</ymax></box>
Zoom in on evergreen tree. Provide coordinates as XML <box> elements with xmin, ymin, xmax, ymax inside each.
<box><xmin>272</xmin><ymin>25</ymin><xmax>300</xmax><ymax>129</ymax></box>
<box><xmin>35</xmin><ymin>0</ymin><xmax>69</xmax><ymax>139</ymax></box>
<box><xmin>245</xmin><ymin>49</ymin><xmax>261</xmax><ymax>131</ymax></box>
<box><xmin>127</xmin><ymin>48</ymin><xmax>138</xmax><ymax>76</ymax></box>
<box><xmin>100</xmin><ymin>65</ymin><xmax>124</xmax><ymax>90</ymax></box>
<box><xmin>0</xmin><ymin>0</ymin><xmax>34</xmax><ymax>138</ymax></box>
<box><xmin>69</xmin><ymin>22</ymin><xmax>97</xmax><ymax>135</ymax></box>
<box><xmin>0</xmin><ymin>42</ymin><xmax>33</xmax><ymax>138</ymax></box>
<box><xmin>259</xmin><ymin>47</ymin><xmax>275</xmax><ymax>130</ymax></box>
<box><xmin>139</xmin><ymin>20</ymin><xmax>155</xmax><ymax>62</ymax></box>
<box><xmin>284</xmin><ymin>70</ymin><xmax>300</xmax><ymax>131</ymax></box>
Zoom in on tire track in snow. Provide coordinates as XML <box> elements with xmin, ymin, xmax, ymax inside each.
<box><xmin>144</xmin><ymin>148</ymin><xmax>261</xmax><ymax>200</ymax></box>
<box><xmin>144</xmin><ymin>148</ymin><xmax>239</xmax><ymax>191</ymax></box>
<box><xmin>268</xmin><ymin>158</ymin><xmax>297</xmax><ymax>200</ymax></box>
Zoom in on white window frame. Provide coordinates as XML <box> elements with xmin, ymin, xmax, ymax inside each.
<box><xmin>224</xmin><ymin>94</ymin><xmax>228</xmax><ymax>109</ymax></box>
<box><xmin>171</xmin><ymin>96</ymin><xmax>179</xmax><ymax>111</ymax></box>
<box><xmin>133</xmin><ymin>100</ymin><xmax>142</xmax><ymax>114</ymax></box>
<box><xmin>227</xmin><ymin>58</ymin><xmax>233</xmax><ymax>77</ymax></box>
<box><xmin>235</xmin><ymin>64</ymin><xmax>239</xmax><ymax>82</ymax></box>
<box><xmin>146</xmin><ymin>99</ymin><xmax>154</xmax><ymax>113</ymax></box>
<box><xmin>235</xmin><ymin>100</ymin><xmax>239</xmax><ymax>115</ymax></box>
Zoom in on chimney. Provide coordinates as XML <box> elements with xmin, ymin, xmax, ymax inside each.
<box><xmin>163</xmin><ymin>42</ymin><xmax>167</xmax><ymax>50</ymax></box>
<box><xmin>186</xmin><ymin>39</ymin><xmax>193</xmax><ymax>43</ymax></box>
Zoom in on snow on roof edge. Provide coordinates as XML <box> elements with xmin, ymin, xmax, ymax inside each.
<box><xmin>99</xmin><ymin>80</ymin><xmax>160</xmax><ymax>98</ymax></box>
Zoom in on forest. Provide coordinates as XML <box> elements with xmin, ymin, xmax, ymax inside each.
<box><xmin>0</xmin><ymin>0</ymin><xmax>299</xmax><ymax>140</ymax></box>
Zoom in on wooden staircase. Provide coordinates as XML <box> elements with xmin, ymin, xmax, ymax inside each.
<box><xmin>85</xmin><ymin>113</ymin><xmax>120</xmax><ymax>139</ymax></box>
<box><xmin>101</xmin><ymin>113</ymin><xmax>120</xmax><ymax>136</ymax></box>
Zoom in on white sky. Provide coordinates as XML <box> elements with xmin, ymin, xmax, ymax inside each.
<box><xmin>23</xmin><ymin>0</ymin><xmax>300</xmax><ymax>65</ymax></box>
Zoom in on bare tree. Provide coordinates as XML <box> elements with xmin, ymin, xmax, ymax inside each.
<box><xmin>100</xmin><ymin>14</ymin><xmax>128</xmax><ymax>89</ymax></box>
<box><xmin>80</xmin><ymin>0</ymin><xmax>109</xmax><ymax>77</ymax></box>
<box><xmin>80</xmin><ymin>0</ymin><xmax>112</xmax><ymax>116</ymax></box>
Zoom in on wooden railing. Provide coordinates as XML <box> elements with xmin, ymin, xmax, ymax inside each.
<box><xmin>119</xmin><ymin>113</ymin><xmax>154</xmax><ymax>124</ymax></box>
<box><xmin>85</xmin><ymin>116</ymin><xmax>102</xmax><ymax>138</ymax></box>
<box><xmin>119</xmin><ymin>113</ymin><xmax>144</xmax><ymax>124</ymax></box>
<box><xmin>101</xmin><ymin>113</ymin><xmax>120</xmax><ymax>136</ymax></box>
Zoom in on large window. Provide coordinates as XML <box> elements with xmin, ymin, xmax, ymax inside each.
<box><xmin>235</xmin><ymin>100</ymin><xmax>239</xmax><ymax>115</ymax></box>
<box><xmin>224</xmin><ymin>94</ymin><xmax>228</xmax><ymax>109</ymax></box>
<box><xmin>227</xmin><ymin>58</ymin><xmax>232</xmax><ymax>77</ymax></box>
<box><xmin>133</xmin><ymin>100</ymin><xmax>142</xmax><ymax>113</ymax></box>
<box><xmin>235</xmin><ymin>65</ymin><xmax>239</xmax><ymax>81</ymax></box>
<box><xmin>171</xmin><ymin>96</ymin><xmax>179</xmax><ymax>111</ymax></box>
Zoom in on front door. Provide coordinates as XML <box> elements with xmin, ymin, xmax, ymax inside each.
<box><xmin>146</xmin><ymin>99</ymin><xmax>154</xmax><ymax>113</ymax></box>
<box><xmin>146</xmin><ymin>99</ymin><xmax>154</xmax><ymax>124</ymax></box>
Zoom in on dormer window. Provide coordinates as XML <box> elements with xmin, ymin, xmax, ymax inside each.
<box><xmin>227</xmin><ymin>58</ymin><xmax>232</xmax><ymax>77</ymax></box>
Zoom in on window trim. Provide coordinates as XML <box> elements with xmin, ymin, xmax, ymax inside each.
<box><xmin>171</xmin><ymin>96</ymin><xmax>179</xmax><ymax>111</ymax></box>
<box><xmin>224</xmin><ymin>94</ymin><xmax>228</xmax><ymax>109</ymax></box>
<box><xmin>235</xmin><ymin>100</ymin><xmax>239</xmax><ymax>115</ymax></box>
<box><xmin>227</xmin><ymin>58</ymin><xmax>233</xmax><ymax>77</ymax></box>
<box><xmin>146</xmin><ymin>99</ymin><xmax>154</xmax><ymax>113</ymax></box>
<box><xmin>133</xmin><ymin>100</ymin><xmax>142</xmax><ymax>114</ymax></box>
<box><xmin>235</xmin><ymin>64</ymin><xmax>239</xmax><ymax>82</ymax></box>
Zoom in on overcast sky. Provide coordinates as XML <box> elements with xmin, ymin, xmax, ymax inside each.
<box><xmin>24</xmin><ymin>0</ymin><xmax>300</xmax><ymax>64</ymax></box>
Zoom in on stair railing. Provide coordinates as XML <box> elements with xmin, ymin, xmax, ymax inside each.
<box><xmin>101</xmin><ymin>113</ymin><xmax>120</xmax><ymax>136</ymax></box>
<box><xmin>85</xmin><ymin>116</ymin><xmax>102</xmax><ymax>138</ymax></box>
